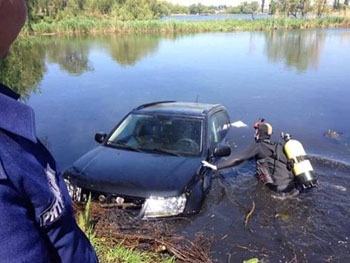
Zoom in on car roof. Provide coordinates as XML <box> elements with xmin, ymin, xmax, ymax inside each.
<box><xmin>133</xmin><ymin>101</ymin><xmax>224</xmax><ymax>117</ymax></box>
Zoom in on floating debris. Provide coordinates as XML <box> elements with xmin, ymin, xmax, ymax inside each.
<box><xmin>324</xmin><ymin>129</ymin><xmax>343</xmax><ymax>138</ymax></box>
<box><xmin>231</xmin><ymin>120</ymin><xmax>248</xmax><ymax>128</ymax></box>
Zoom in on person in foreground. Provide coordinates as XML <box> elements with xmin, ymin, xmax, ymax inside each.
<box><xmin>0</xmin><ymin>1</ymin><xmax>98</xmax><ymax>262</ymax></box>
<box><xmin>203</xmin><ymin>119</ymin><xmax>299</xmax><ymax>196</ymax></box>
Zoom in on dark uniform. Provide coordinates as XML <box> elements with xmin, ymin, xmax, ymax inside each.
<box><xmin>217</xmin><ymin>139</ymin><xmax>296</xmax><ymax>193</ymax></box>
<box><xmin>0</xmin><ymin>83</ymin><xmax>98</xmax><ymax>262</ymax></box>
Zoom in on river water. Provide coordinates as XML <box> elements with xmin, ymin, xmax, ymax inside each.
<box><xmin>12</xmin><ymin>28</ymin><xmax>350</xmax><ymax>262</ymax></box>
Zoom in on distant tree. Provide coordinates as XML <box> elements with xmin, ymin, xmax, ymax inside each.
<box><xmin>269</xmin><ymin>0</ymin><xmax>278</xmax><ymax>15</ymax></box>
<box><xmin>66</xmin><ymin>0</ymin><xmax>87</xmax><ymax>12</ymax></box>
<box><xmin>268</xmin><ymin>0</ymin><xmax>314</xmax><ymax>17</ymax></box>
<box><xmin>148</xmin><ymin>0</ymin><xmax>170</xmax><ymax>18</ymax></box>
<box><xmin>227</xmin><ymin>5</ymin><xmax>243</xmax><ymax>13</ymax></box>
<box><xmin>189</xmin><ymin>3</ymin><xmax>210</xmax><ymax>14</ymax></box>
<box><xmin>26</xmin><ymin>0</ymin><xmax>38</xmax><ymax>33</ymax></box>
<box><xmin>333</xmin><ymin>0</ymin><xmax>341</xmax><ymax>8</ymax></box>
<box><xmin>162</xmin><ymin>2</ymin><xmax>189</xmax><ymax>14</ymax></box>
<box><xmin>314</xmin><ymin>0</ymin><xmax>330</xmax><ymax>16</ymax></box>
<box><xmin>300</xmin><ymin>0</ymin><xmax>312</xmax><ymax>17</ymax></box>
<box><xmin>84</xmin><ymin>0</ymin><xmax>116</xmax><ymax>14</ymax></box>
<box><xmin>251</xmin><ymin>1</ymin><xmax>260</xmax><ymax>18</ymax></box>
<box><xmin>189</xmin><ymin>4</ymin><xmax>198</xmax><ymax>14</ymax></box>
<box><xmin>241</xmin><ymin>1</ymin><xmax>260</xmax><ymax>18</ymax></box>
<box><xmin>261</xmin><ymin>0</ymin><xmax>266</xmax><ymax>12</ymax></box>
<box><xmin>288</xmin><ymin>0</ymin><xmax>302</xmax><ymax>17</ymax></box>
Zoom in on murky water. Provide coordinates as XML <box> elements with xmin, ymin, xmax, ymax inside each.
<box><xmin>170</xmin><ymin>156</ymin><xmax>350</xmax><ymax>262</ymax></box>
<box><xmin>4</xmin><ymin>28</ymin><xmax>350</xmax><ymax>262</ymax></box>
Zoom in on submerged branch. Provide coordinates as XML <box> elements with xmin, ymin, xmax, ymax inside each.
<box><xmin>90</xmin><ymin>203</ymin><xmax>213</xmax><ymax>263</ymax></box>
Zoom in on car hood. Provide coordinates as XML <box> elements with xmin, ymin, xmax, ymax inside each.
<box><xmin>71</xmin><ymin>146</ymin><xmax>203</xmax><ymax>198</ymax></box>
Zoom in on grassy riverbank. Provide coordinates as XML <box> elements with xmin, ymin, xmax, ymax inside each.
<box><xmin>26</xmin><ymin>16</ymin><xmax>350</xmax><ymax>36</ymax></box>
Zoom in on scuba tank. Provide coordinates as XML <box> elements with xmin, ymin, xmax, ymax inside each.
<box><xmin>281</xmin><ymin>132</ymin><xmax>318</xmax><ymax>189</ymax></box>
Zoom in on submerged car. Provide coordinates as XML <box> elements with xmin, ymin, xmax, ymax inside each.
<box><xmin>64</xmin><ymin>101</ymin><xmax>232</xmax><ymax>219</ymax></box>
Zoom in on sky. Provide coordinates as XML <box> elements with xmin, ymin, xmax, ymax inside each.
<box><xmin>165</xmin><ymin>0</ymin><xmax>243</xmax><ymax>6</ymax></box>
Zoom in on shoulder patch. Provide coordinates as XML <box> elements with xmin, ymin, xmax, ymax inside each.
<box><xmin>40</xmin><ymin>164</ymin><xmax>65</xmax><ymax>227</ymax></box>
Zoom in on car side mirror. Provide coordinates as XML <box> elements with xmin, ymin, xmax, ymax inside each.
<box><xmin>213</xmin><ymin>144</ymin><xmax>231</xmax><ymax>157</ymax></box>
<box><xmin>95</xmin><ymin>132</ymin><xmax>107</xmax><ymax>143</ymax></box>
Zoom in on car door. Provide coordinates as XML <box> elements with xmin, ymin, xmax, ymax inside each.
<box><xmin>202</xmin><ymin>109</ymin><xmax>231</xmax><ymax>192</ymax></box>
<box><xmin>208</xmin><ymin>109</ymin><xmax>231</xmax><ymax>151</ymax></box>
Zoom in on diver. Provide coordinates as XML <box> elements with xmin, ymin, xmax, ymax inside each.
<box><xmin>202</xmin><ymin>119</ymin><xmax>302</xmax><ymax>196</ymax></box>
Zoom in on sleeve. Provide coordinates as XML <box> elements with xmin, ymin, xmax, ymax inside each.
<box><xmin>216</xmin><ymin>143</ymin><xmax>260</xmax><ymax>170</ymax></box>
<box><xmin>25</xmin><ymin>164</ymin><xmax>98</xmax><ymax>263</ymax></box>
<box><xmin>46</xmin><ymin>173</ymin><xmax>99</xmax><ymax>262</ymax></box>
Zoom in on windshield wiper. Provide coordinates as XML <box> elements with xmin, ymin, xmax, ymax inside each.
<box><xmin>148</xmin><ymin>148</ymin><xmax>181</xmax><ymax>156</ymax></box>
<box><xmin>107</xmin><ymin>140</ymin><xmax>143</xmax><ymax>152</ymax></box>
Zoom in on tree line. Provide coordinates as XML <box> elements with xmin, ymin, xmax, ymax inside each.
<box><xmin>227</xmin><ymin>0</ymin><xmax>348</xmax><ymax>18</ymax></box>
<box><xmin>268</xmin><ymin>0</ymin><xmax>348</xmax><ymax>17</ymax></box>
<box><xmin>25</xmin><ymin>0</ymin><xmax>349</xmax><ymax>26</ymax></box>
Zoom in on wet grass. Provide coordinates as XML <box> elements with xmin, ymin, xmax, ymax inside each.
<box><xmin>90</xmin><ymin>238</ymin><xmax>176</xmax><ymax>263</ymax></box>
<box><xmin>26</xmin><ymin>16</ymin><xmax>350</xmax><ymax>35</ymax></box>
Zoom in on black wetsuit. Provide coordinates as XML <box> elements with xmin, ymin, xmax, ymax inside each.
<box><xmin>216</xmin><ymin>139</ymin><xmax>296</xmax><ymax>193</ymax></box>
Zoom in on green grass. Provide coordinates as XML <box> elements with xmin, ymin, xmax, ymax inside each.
<box><xmin>105</xmin><ymin>244</ymin><xmax>175</xmax><ymax>263</ymax></box>
<box><xmin>88</xmin><ymin>237</ymin><xmax>175</xmax><ymax>263</ymax></box>
<box><xmin>25</xmin><ymin>16</ymin><xmax>350</xmax><ymax>36</ymax></box>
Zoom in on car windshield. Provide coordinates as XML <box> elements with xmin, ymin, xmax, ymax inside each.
<box><xmin>107</xmin><ymin>113</ymin><xmax>203</xmax><ymax>156</ymax></box>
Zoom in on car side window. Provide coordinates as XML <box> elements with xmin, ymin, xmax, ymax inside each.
<box><xmin>209</xmin><ymin>111</ymin><xmax>230</xmax><ymax>147</ymax></box>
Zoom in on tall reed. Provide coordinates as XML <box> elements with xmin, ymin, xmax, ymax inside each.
<box><xmin>26</xmin><ymin>17</ymin><xmax>350</xmax><ymax>36</ymax></box>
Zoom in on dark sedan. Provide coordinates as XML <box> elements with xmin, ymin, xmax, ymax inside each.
<box><xmin>64</xmin><ymin>101</ymin><xmax>232</xmax><ymax>219</ymax></box>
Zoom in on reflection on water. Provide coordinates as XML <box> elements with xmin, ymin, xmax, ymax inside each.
<box><xmin>0</xmin><ymin>39</ymin><xmax>46</xmax><ymax>99</ymax></box>
<box><xmin>0</xmin><ymin>33</ymin><xmax>166</xmax><ymax>94</ymax></box>
<box><xmin>3</xmin><ymin>29</ymin><xmax>349</xmax><ymax>95</ymax></box>
<box><xmin>1</xmin><ymin>28</ymin><xmax>350</xmax><ymax>262</ymax></box>
<box><xmin>105</xmin><ymin>34</ymin><xmax>161</xmax><ymax>66</ymax></box>
<box><xmin>46</xmin><ymin>37</ymin><xmax>93</xmax><ymax>75</ymax></box>
<box><xmin>264</xmin><ymin>29</ymin><xmax>326</xmax><ymax>72</ymax></box>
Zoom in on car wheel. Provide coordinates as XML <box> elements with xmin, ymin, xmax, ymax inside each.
<box><xmin>64</xmin><ymin>179</ymin><xmax>84</xmax><ymax>202</ymax></box>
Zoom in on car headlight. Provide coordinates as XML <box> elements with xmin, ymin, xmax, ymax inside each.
<box><xmin>142</xmin><ymin>194</ymin><xmax>187</xmax><ymax>219</ymax></box>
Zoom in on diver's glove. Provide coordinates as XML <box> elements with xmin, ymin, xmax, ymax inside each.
<box><xmin>201</xmin><ymin>160</ymin><xmax>217</xmax><ymax>171</ymax></box>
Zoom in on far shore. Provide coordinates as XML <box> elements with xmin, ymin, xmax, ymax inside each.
<box><xmin>23</xmin><ymin>16</ymin><xmax>350</xmax><ymax>36</ymax></box>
